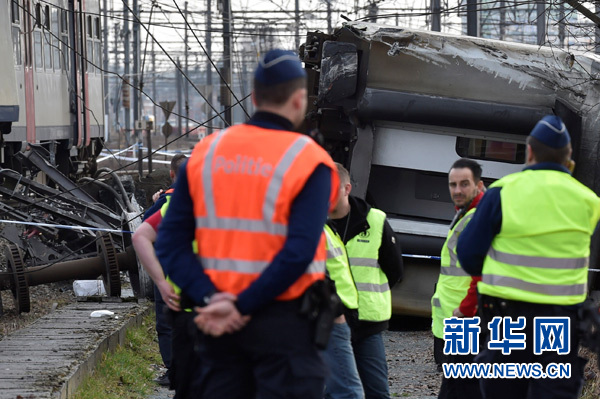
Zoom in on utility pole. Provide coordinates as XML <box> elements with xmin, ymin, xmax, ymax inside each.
<box><xmin>177</xmin><ymin>58</ymin><xmax>183</xmax><ymax>137</ymax></box>
<box><xmin>536</xmin><ymin>1</ymin><xmax>546</xmax><ymax>46</ymax></box>
<box><xmin>466</xmin><ymin>0</ymin><xmax>478</xmax><ymax>37</ymax></box>
<box><xmin>222</xmin><ymin>0</ymin><xmax>233</xmax><ymax>125</ymax></box>
<box><xmin>184</xmin><ymin>1</ymin><xmax>189</xmax><ymax>138</ymax></box>
<box><xmin>148</xmin><ymin>41</ymin><xmax>155</xmax><ymax>174</ymax></box>
<box><xmin>431</xmin><ymin>0</ymin><xmax>441</xmax><ymax>31</ymax></box>
<box><xmin>133</xmin><ymin>0</ymin><xmax>142</xmax><ymax>176</ymax></box>
<box><xmin>326</xmin><ymin>0</ymin><xmax>332</xmax><ymax>33</ymax></box>
<box><xmin>206</xmin><ymin>0</ymin><xmax>213</xmax><ymax>134</ymax></box>
<box><xmin>102</xmin><ymin>0</ymin><xmax>109</xmax><ymax>141</ymax></box>
<box><xmin>367</xmin><ymin>1</ymin><xmax>378</xmax><ymax>22</ymax></box>
<box><xmin>152</xmin><ymin>40</ymin><xmax>157</xmax><ymax>129</ymax></box>
<box><xmin>295</xmin><ymin>0</ymin><xmax>300</xmax><ymax>50</ymax></box>
<box><xmin>113</xmin><ymin>24</ymin><xmax>119</xmax><ymax>148</ymax></box>
<box><xmin>499</xmin><ymin>0</ymin><xmax>505</xmax><ymax>40</ymax></box>
<box><xmin>596</xmin><ymin>2</ymin><xmax>600</xmax><ymax>55</ymax></box>
<box><xmin>123</xmin><ymin>0</ymin><xmax>131</xmax><ymax>147</ymax></box>
<box><xmin>558</xmin><ymin>2</ymin><xmax>565</xmax><ymax>48</ymax></box>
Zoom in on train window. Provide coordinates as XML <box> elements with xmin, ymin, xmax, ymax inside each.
<box><xmin>61</xmin><ymin>10</ymin><xmax>68</xmax><ymax>34</ymax></box>
<box><xmin>35</xmin><ymin>3</ymin><xmax>41</xmax><ymax>27</ymax></box>
<box><xmin>87</xmin><ymin>15</ymin><xmax>93</xmax><ymax>38</ymax></box>
<box><xmin>61</xmin><ymin>12</ymin><xmax>69</xmax><ymax>72</ymax></box>
<box><xmin>60</xmin><ymin>22</ymin><xmax>71</xmax><ymax>71</ymax></box>
<box><xmin>34</xmin><ymin>31</ymin><xmax>43</xmax><ymax>69</ymax></box>
<box><xmin>44</xmin><ymin>33</ymin><xmax>52</xmax><ymax>70</ymax></box>
<box><xmin>44</xmin><ymin>5</ymin><xmax>50</xmax><ymax>30</ymax></box>
<box><xmin>456</xmin><ymin>137</ymin><xmax>526</xmax><ymax>164</ymax></box>
<box><xmin>87</xmin><ymin>39</ymin><xmax>94</xmax><ymax>73</ymax></box>
<box><xmin>95</xmin><ymin>42</ymin><xmax>101</xmax><ymax>74</ymax></box>
<box><xmin>52</xmin><ymin>8</ymin><xmax>61</xmax><ymax>71</ymax></box>
<box><xmin>12</xmin><ymin>26</ymin><xmax>22</xmax><ymax>66</ymax></box>
<box><xmin>95</xmin><ymin>18</ymin><xmax>101</xmax><ymax>40</ymax></box>
<box><xmin>11</xmin><ymin>0</ymin><xmax>20</xmax><ymax>24</ymax></box>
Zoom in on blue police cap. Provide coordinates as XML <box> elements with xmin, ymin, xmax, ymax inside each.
<box><xmin>529</xmin><ymin>115</ymin><xmax>570</xmax><ymax>149</ymax></box>
<box><xmin>254</xmin><ymin>49</ymin><xmax>307</xmax><ymax>86</ymax></box>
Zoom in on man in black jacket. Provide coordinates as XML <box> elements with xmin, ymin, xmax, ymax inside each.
<box><xmin>330</xmin><ymin>163</ymin><xmax>403</xmax><ymax>399</ymax></box>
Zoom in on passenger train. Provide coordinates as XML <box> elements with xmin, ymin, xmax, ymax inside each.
<box><xmin>1</xmin><ymin>0</ymin><xmax>104</xmax><ymax>177</ymax></box>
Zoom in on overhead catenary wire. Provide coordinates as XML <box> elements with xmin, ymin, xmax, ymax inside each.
<box><xmin>119</xmin><ymin>0</ymin><xmax>229</xmax><ymax>126</ymax></box>
<box><xmin>171</xmin><ymin>0</ymin><xmax>251</xmax><ymax>119</ymax></box>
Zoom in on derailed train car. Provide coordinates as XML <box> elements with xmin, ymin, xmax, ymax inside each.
<box><xmin>2</xmin><ymin>0</ymin><xmax>104</xmax><ymax>177</ymax></box>
<box><xmin>301</xmin><ymin>22</ymin><xmax>600</xmax><ymax>316</ymax></box>
<box><xmin>0</xmin><ymin>0</ymin><xmax>156</xmax><ymax>314</ymax></box>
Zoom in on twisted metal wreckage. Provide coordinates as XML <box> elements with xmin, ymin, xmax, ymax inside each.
<box><xmin>0</xmin><ymin>145</ymin><xmax>151</xmax><ymax>314</ymax></box>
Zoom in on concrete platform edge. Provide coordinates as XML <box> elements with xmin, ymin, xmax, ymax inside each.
<box><xmin>54</xmin><ymin>302</ymin><xmax>153</xmax><ymax>399</ymax></box>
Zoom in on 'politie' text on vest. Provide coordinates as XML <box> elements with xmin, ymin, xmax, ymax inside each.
<box><xmin>213</xmin><ymin>155</ymin><xmax>274</xmax><ymax>177</ymax></box>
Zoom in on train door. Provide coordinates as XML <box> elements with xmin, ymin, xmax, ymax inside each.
<box><xmin>22</xmin><ymin>0</ymin><xmax>36</xmax><ymax>143</ymax></box>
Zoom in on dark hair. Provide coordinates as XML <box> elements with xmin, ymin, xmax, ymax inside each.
<box><xmin>171</xmin><ymin>153</ymin><xmax>187</xmax><ymax>177</ymax></box>
<box><xmin>253</xmin><ymin>77</ymin><xmax>306</xmax><ymax>107</ymax></box>
<box><xmin>450</xmin><ymin>158</ymin><xmax>482</xmax><ymax>182</ymax></box>
<box><xmin>527</xmin><ymin>136</ymin><xmax>571</xmax><ymax>164</ymax></box>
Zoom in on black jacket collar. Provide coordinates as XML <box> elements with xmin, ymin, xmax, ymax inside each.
<box><xmin>246</xmin><ymin>111</ymin><xmax>294</xmax><ymax>131</ymax></box>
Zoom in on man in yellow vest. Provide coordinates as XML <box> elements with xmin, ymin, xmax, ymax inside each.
<box><xmin>322</xmin><ymin>168</ymin><xmax>364</xmax><ymax>398</ymax></box>
<box><xmin>431</xmin><ymin>158</ymin><xmax>484</xmax><ymax>399</ymax></box>
<box><xmin>330</xmin><ymin>163</ymin><xmax>403</xmax><ymax>399</ymax></box>
<box><xmin>457</xmin><ymin>115</ymin><xmax>600</xmax><ymax>399</ymax></box>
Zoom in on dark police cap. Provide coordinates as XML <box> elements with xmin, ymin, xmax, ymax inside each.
<box><xmin>254</xmin><ymin>49</ymin><xmax>307</xmax><ymax>86</ymax></box>
<box><xmin>529</xmin><ymin>115</ymin><xmax>570</xmax><ymax>149</ymax></box>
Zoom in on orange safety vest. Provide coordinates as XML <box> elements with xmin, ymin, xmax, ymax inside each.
<box><xmin>187</xmin><ymin>124</ymin><xmax>339</xmax><ymax>300</ymax></box>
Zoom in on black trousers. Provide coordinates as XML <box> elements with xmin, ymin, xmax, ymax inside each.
<box><xmin>154</xmin><ymin>284</ymin><xmax>173</xmax><ymax>370</ymax></box>
<box><xmin>476</xmin><ymin>294</ymin><xmax>586</xmax><ymax>399</ymax></box>
<box><xmin>170</xmin><ymin>310</ymin><xmax>202</xmax><ymax>399</ymax></box>
<box><xmin>435</xmin><ymin>336</ymin><xmax>483</xmax><ymax>399</ymax></box>
<box><xmin>189</xmin><ymin>299</ymin><xmax>325</xmax><ymax>399</ymax></box>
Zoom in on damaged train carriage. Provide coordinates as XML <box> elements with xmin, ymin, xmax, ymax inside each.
<box><xmin>301</xmin><ymin>22</ymin><xmax>600</xmax><ymax>316</ymax></box>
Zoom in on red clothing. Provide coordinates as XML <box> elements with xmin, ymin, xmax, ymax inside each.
<box><xmin>459</xmin><ymin>276</ymin><xmax>482</xmax><ymax>317</ymax></box>
<box><xmin>457</xmin><ymin>191</ymin><xmax>484</xmax><ymax>317</ymax></box>
<box><xmin>145</xmin><ymin>209</ymin><xmax>163</xmax><ymax>232</ymax></box>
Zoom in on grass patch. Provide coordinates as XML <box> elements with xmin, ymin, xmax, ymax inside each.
<box><xmin>581</xmin><ymin>348</ymin><xmax>600</xmax><ymax>399</ymax></box>
<box><xmin>72</xmin><ymin>312</ymin><xmax>163</xmax><ymax>399</ymax></box>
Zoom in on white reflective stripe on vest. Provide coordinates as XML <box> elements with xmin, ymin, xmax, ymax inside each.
<box><xmin>355</xmin><ymin>282</ymin><xmax>390</xmax><ymax>293</ymax></box>
<box><xmin>348</xmin><ymin>257</ymin><xmax>380</xmax><ymax>268</ymax></box>
<box><xmin>432</xmin><ymin>297</ymin><xmax>441</xmax><ymax>307</ymax></box>
<box><xmin>327</xmin><ymin>246</ymin><xmax>344</xmax><ymax>259</ymax></box>
<box><xmin>197</xmin><ymin>130</ymin><xmax>309</xmax><ymax>233</ymax></box>
<box><xmin>200</xmin><ymin>256</ymin><xmax>326</xmax><ymax>274</ymax></box>
<box><xmin>195</xmin><ymin>217</ymin><xmax>287</xmax><ymax>236</ymax></box>
<box><xmin>440</xmin><ymin>266</ymin><xmax>471</xmax><ymax>277</ymax></box>
<box><xmin>446</xmin><ymin>213</ymin><xmax>474</xmax><ymax>268</ymax></box>
<box><xmin>487</xmin><ymin>248</ymin><xmax>588</xmax><ymax>270</ymax></box>
<box><xmin>263</xmin><ymin>136</ymin><xmax>310</xmax><ymax>222</ymax></box>
<box><xmin>481</xmin><ymin>274</ymin><xmax>586</xmax><ymax>296</ymax></box>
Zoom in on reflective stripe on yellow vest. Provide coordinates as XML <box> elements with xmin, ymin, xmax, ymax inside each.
<box><xmin>479</xmin><ymin>169</ymin><xmax>600</xmax><ymax>305</ymax></box>
<box><xmin>431</xmin><ymin>208</ymin><xmax>475</xmax><ymax>339</ymax></box>
<box><xmin>324</xmin><ymin>224</ymin><xmax>359</xmax><ymax>310</ymax></box>
<box><xmin>346</xmin><ymin>208</ymin><xmax>391</xmax><ymax>321</ymax></box>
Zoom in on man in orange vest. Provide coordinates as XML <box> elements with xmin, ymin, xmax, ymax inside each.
<box><xmin>155</xmin><ymin>49</ymin><xmax>339</xmax><ymax>399</ymax></box>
